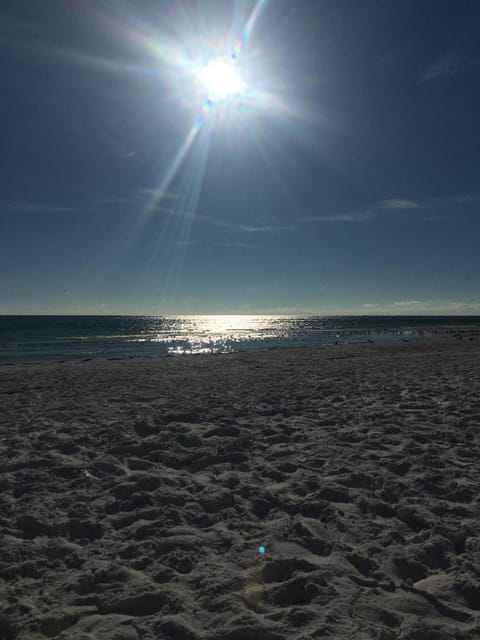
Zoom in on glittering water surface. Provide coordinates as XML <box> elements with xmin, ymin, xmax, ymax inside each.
<box><xmin>0</xmin><ymin>315</ymin><xmax>478</xmax><ymax>364</ymax></box>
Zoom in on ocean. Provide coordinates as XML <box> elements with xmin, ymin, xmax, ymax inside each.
<box><xmin>1</xmin><ymin>315</ymin><xmax>479</xmax><ymax>365</ymax></box>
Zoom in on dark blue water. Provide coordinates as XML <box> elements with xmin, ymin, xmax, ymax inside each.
<box><xmin>0</xmin><ymin>315</ymin><xmax>478</xmax><ymax>365</ymax></box>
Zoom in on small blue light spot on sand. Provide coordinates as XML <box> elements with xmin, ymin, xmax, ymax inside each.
<box><xmin>258</xmin><ymin>546</ymin><xmax>265</xmax><ymax>554</ymax></box>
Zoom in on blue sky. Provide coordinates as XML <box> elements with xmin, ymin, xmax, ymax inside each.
<box><xmin>1</xmin><ymin>0</ymin><xmax>479</xmax><ymax>315</ymax></box>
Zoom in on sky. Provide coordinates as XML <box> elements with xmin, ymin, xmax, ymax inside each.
<box><xmin>1</xmin><ymin>0</ymin><xmax>480</xmax><ymax>316</ymax></box>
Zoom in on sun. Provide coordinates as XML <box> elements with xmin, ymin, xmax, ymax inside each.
<box><xmin>196</xmin><ymin>58</ymin><xmax>246</xmax><ymax>101</ymax></box>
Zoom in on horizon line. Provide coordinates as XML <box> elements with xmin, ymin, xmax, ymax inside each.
<box><xmin>1</xmin><ymin>312</ymin><xmax>480</xmax><ymax>318</ymax></box>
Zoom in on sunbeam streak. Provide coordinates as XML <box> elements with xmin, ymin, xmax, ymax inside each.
<box><xmin>137</xmin><ymin>0</ymin><xmax>270</xmax><ymax>235</ymax></box>
<box><xmin>141</xmin><ymin>118</ymin><xmax>201</xmax><ymax>226</ymax></box>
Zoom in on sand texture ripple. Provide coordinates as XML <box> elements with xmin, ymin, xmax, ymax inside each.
<box><xmin>1</xmin><ymin>339</ymin><xmax>480</xmax><ymax>639</ymax></box>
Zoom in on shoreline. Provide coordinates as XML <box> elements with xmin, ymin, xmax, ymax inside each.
<box><xmin>1</xmin><ymin>327</ymin><xmax>480</xmax><ymax>368</ymax></box>
<box><xmin>1</xmin><ymin>337</ymin><xmax>480</xmax><ymax>638</ymax></box>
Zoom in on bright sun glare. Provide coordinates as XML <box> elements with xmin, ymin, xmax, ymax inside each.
<box><xmin>197</xmin><ymin>58</ymin><xmax>246</xmax><ymax>101</ymax></box>
<box><xmin>141</xmin><ymin>0</ymin><xmax>277</xmax><ymax>225</ymax></box>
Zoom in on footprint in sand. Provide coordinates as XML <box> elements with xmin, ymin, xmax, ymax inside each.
<box><xmin>242</xmin><ymin>565</ymin><xmax>267</xmax><ymax>613</ymax></box>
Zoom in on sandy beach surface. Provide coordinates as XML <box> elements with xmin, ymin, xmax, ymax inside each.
<box><xmin>1</xmin><ymin>338</ymin><xmax>480</xmax><ymax>640</ymax></box>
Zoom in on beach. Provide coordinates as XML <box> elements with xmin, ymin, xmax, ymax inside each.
<box><xmin>1</xmin><ymin>337</ymin><xmax>480</xmax><ymax>639</ymax></box>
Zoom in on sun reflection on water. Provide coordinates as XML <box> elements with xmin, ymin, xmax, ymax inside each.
<box><xmin>124</xmin><ymin>314</ymin><xmax>415</xmax><ymax>358</ymax></box>
<box><xmin>154</xmin><ymin>315</ymin><xmax>288</xmax><ymax>355</ymax></box>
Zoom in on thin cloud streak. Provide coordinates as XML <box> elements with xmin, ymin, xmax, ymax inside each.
<box><xmin>212</xmin><ymin>242</ymin><xmax>258</xmax><ymax>249</ymax></box>
<box><xmin>301</xmin><ymin>211</ymin><xmax>374</xmax><ymax>222</ymax></box>
<box><xmin>136</xmin><ymin>188</ymin><xmax>179</xmax><ymax>201</ymax></box>
<box><xmin>155</xmin><ymin>205</ymin><xmax>295</xmax><ymax>233</ymax></box>
<box><xmin>380</xmin><ymin>199</ymin><xmax>420</xmax><ymax>210</ymax></box>
<box><xmin>0</xmin><ymin>12</ymin><xmax>41</xmax><ymax>37</ymax></box>
<box><xmin>201</xmin><ymin>215</ymin><xmax>295</xmax><ymax>233</ymax></box>
<box><xmin>199</xmin><ymin>214</ymin><xmax>295</xmax><ymax>233</ymax></box>
<box><xmin>302</xmin><ymin>193</ymin><xmax>480</xmax><ymax>224</ymax></box>
<box><xmin>171</xmin><ymin>239</ymin><xmax>199</xmax><ymax>246</ymax></box>
<box><xmin>4</xmin><ymin>201</ymin><xmax>79</xmax><ymax>214</ymax></box>
<box><xmin>447</xmin><ymin>195</ymin><xmax>480</xmax><ymax>204</ymax></box>
<box><xmin>100</xmin><ymin>197</ymin><xmax>133</xmax><ymax>204</ymax></box>
<box><xmin>358</xmin><ymin>298</ymin><xmax>480</xmax><ymax>314</ymax></box>
<box><xmin>423</xmin><ymin>52</ymin><xmax>480</xmax><ymax>81</ymax></box>
<box><xmin>98</xmin><ymin>189</ymin><xmax>179</xmax><ymax>207</ymax></box>
<box><xmin>422</xmin><ymin>8</ymin><xmax>480</xmax><ymax>81</ymax></box>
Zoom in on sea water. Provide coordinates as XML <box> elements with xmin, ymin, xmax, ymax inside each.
<box><xmin>0</xmin><ymin>315</ymin><xmax>478</xmax><ymax>365</ymax></box>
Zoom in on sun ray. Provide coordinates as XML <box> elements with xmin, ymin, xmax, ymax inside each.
<box><xmin>136</xmin><ymin>2</ymin><xmax>270</xmax><ymax>228</ymax></box>
<box><xmin>120</xmin><ymin>0</ymin><xmax>279</xmax><ymax>280</ymax></box>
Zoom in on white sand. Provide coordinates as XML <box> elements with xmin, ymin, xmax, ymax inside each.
<box><xmin>1</xmin><ymin>338</ymin><xmax>480</xmax><ymax>639</ymax></box>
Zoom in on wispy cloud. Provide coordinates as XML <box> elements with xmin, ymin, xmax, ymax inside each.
<box><xmin>302</xmin><ymin>199</ymin><xmax>420</xmax><ymax>224</ymax></box>
<box><xmin>4</xmin><ymin>201</ymin><xmax>79</xmax><ymax>213</ymax></box>
<box><xmin>302</xmin><ymin>192</ymin><xmax>479</xmax><ymax>224</ymax></box>
<box><xmin>136</xmin><ymin>188</ymin><xmax>179</xmax><ymax>201</ymax></box>
<box><xmin>444</xmin><ymin>300</ymin><xmax>480</xmax><ymax>311</ymax></box>
<box><xmin>423</xmin><ymin>52</ymin><xmax>480</xmax><ymax>81</ymax></box>
<box><xmin>301</xmin><ymin>209</ymin><xmax>374</xmax><ymax>223</ymax></box>
<box><xmin>380</xmin><ymin>199</ymin><xmax>420</xmax><ymax>210</ymax></box>
<box><xmin>154</xmin><ymin>204</ymin><xmax>295</xmax><ymax>233</ymax></box>
<box><xmin>359</xmin><ymin>299</ymin><xmax>480</xmax><ymax>314</ymax></box>
<box><xmin>448</xmin><ymin>194</ymin><xmax>480</xmax><ymax>204</ymax></box>
<box><xmin>198</xmin><ymin>214</ymin><xmax>294</xmax><ymax>233</ymax></box>
<box><xmin>99</xmin><ymin>197</ymin><xmax>133</xmax><ymax>205</ymax></box>
<box><xmin>422</xmin><ymin>215</ymin><xmax>445</xmax><ymax>222</ymax></box>
<box><xmin>212</xmin><ymin>242</ymin><xmax>258</xmax><ymax>249</ymax></box>
<box><xmin>391</xmin><ymin>300</ymin><xmax>424</xmax><ymax>307</ymax></box>
<box><xmin>98</xmin><ymin>189</ymin><xmax>180</xmax><ymax>207</ymax></box>
<box><xmin>0</xmin><ymin>12</ymin><xmax>41</xmax><ymax>37</ymax></box>
<box><xmin>422</xmin><ymin>9</ymin><xmax>480</xmax><ymax>81</ymax></box>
